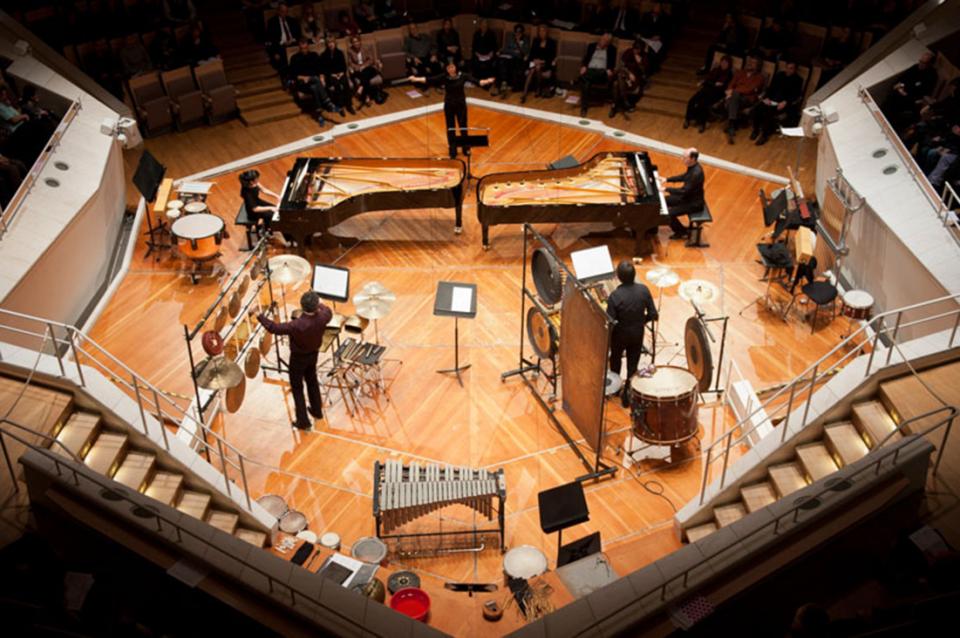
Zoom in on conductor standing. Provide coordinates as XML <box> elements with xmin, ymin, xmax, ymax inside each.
<box><xmin>409</xmin><ymin>62</ymin><xmax>494</xmax><ymax>158</ymax></box>
<box><xmin>659</xmin><ymin>147</ymin><xmax>705</xmax><ymax>240</ymax></box>
<box><xmin>606</xmin><ymin>260</ymin><xmax>658</xmax><ymax>408</ymax></box>
<box><xmin>257</xmin><ymin>291</ymin><xmax>332</xmax><ymax>430</ymax></box>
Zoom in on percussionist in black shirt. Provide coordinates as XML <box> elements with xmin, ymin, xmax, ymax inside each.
<box><xmin>659</xmin><ymin>147</ymin><xmax>705</xmax><ymax>239</ymax></box>
<box><xmin>606</xmin><ymin>260</ymin><xmax>658</xmax><ymax>407</ymax></box>
<box><xmin>409</xmin><ymin>62</ymin><xmax>494</xmax><ymax>158</ymax></box>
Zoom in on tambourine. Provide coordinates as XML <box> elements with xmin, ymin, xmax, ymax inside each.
<box><xmin>201</xmin><ymin>330</ymin><xmax>224</xmax><ymax>356</ymax></box>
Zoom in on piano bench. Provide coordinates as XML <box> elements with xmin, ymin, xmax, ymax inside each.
<box><xmin>234</xmin><ymin>203</ymin><xmax>261</xmax><ymax>251</ymax></box>
<box><xmin>686</xmin><ymin>205</ymin><xmax>713</xmax><ymax>248</ymax></box>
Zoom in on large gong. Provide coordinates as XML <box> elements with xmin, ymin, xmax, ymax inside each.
<box><xmin>531</xmin><ymin>247</ymin><xmax>563</xmax><ymax>306</ymax></box>
<box><xmin>684</xmin><ymin>317</ymin><xmax>713</xmax><ymax>393</ymax></box>
<box><xmin>526</xmin><ymin>306</ymin><xmax>559</xmax><ymax>359</ymax></box>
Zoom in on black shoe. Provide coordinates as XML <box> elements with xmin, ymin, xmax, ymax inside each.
<box><xmin>682</xmin><ymin>119</ymin><xmax>690</xmax><ymax>129</ymax></box>
<box><xmin>620</xmin><ymin>391</ymin><xmax>630</xmax><ymax>409</ymax></box>
<box><xmin>338</xmin><ymin>107</ymin><xmax>346</xmax><ymax>117</ymax></box>
<box><xmin>316</xmin><ymin>115</ymin><xmax>325</xmax><ymax>125</ymax></box>
<box><xmin>608</xmin><ymin>106</ymin><xmax>616</xmax><ymax>118</ymax></box>
<box><xmin>520</xmin><ymin>93</ymin><xmax>527</xmax><ymax>104</ymax></box>
<box><xmin>698</xmin><ymin>122</ymin><xmax>706</xmax><ymax>133</ymax></box>
<box><xmin>749</xmin><ymin>128</ymin><xmax>760</xmax><ymax>140</ymax></box>
<box><xmin>292</xmin><ymin>422</ymin><xmax>313</xmax><ymax>431</ymax></box>
<box><xmin>670</xmin><ymin>230</ymin><xmax>689</xmax><ymax>240</ymax></box>
<box><xmin>726</xmin><ymin>128</ymin><xmax>735</xmax><ymax>145</ymax></box>
<box><xmin>347</xmin><ymin>104</ymin><xmax>356</xmax><ymax>115</ymax></box>
<box><xmin>756</xmin><ymin>134</ymin><xmax>769</xmax><ymax>146</ymax></box>
<box><xmin>309</xmin><ymin>408</ymin><xmax>324</xmax><ymax>420</ymax></box>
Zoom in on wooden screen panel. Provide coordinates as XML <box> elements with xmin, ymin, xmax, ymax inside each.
<box><xmin>820</xmin><ymin>183</ymin><xmax>846</xmax><ymax>248</ymax></box>
<box><xmin>559</xmin><ymin>278</ymin><xmax>610</xmax><ymax>453</ymax></box>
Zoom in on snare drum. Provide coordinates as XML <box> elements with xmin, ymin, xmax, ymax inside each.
<box><xmin>279</xmin><ymin>509</ymin><xmax>308</xmax><ymax>534</ymax></box>
<box><xmin>841</xmin><ymin>289</ymin><xmax>874</xmax><ymax>320</ymax></box>
<box><xmin>166</xmin><ymin>199</ymin><xmax>184</xmax><ymax>212</ymax></box>
<box><xmin>172</xmin><ymin>213</ymin><xmax>225</xmax><ymax>261</ymax></box>
<box><xmin>184</xmin><ymin>200</ymin><xmax>208</xmax><ymax>215</ymax></box>
<box><xmin>629</xmin><ymin>366</ymin><xmax>699</xmax><ymax>445</ymax></box>
<box><xmin>256</xmin><ymin>494</ymin><xmax>288</xmax><ymax>519</ymax></box>
<box><xmin>503</xmin><ymin>545</ymin><xmax>548</xmax><ymax>581</ymax></box>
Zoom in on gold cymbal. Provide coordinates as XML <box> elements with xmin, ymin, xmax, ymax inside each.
<box><xmin>259</xmin><ymin>329</ymin><xmax>273</xmax><ymax>356</ymax></box>
<box><xmin>268</xmin><ymin>255</ymin><xmax>311</xmax><ymax>286</ymax></box>
<box><xmin>244</xmin><ymin>347</ymin><xmax>261</xmax><ymax>378</ymax></box>
<box><xmin>225</xmin><ymin>374</ymin><xmax>246</xmax><ymax>413</ymax></box>
<box><xmin>678</xmin><ymin>279</ymin><xmax>720</xmax><ymax>305</ymax></box>
<box><xmin>195</xmin><ymin>356</ymin><xmax>244</xmax><ymax>390</ymax></box>
<box><xmin>353</xmin><ymin>281</ymin><xmax>397</xmax><ymax>320</ymax></box>
<box><xmin>646</xmin><ymin>267</ymin><xmax>680</xmax><ymax>288</ymax></box>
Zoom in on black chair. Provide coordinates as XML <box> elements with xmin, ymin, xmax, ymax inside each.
<box><xmin>782</xmin><ymin>258</ymin><xmax>838</xmax><ymax>333</ymax></box>
<box><xmin>685</xmin><ymin>204</ymin><xmax>713</xmax><ymax>247</ymax></box>
<box><xmin>234</xmin><ymin>202</ymin><xmax>260</xmax><ymax>251</ymax></box>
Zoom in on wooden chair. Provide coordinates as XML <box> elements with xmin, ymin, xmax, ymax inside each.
<box><xmin>555</xmin><ymin>38</ymin><xmax>588</xmax><ymax>86</ymax></box>
<box><xmin>194</xmin><ymin>59</ymin><xmax>238</xmax><ymax>123</ymax></box>
<box><xmin>128</xmin><ymin>71</ymin><xmax>173</xmax><ymax>136</ymax></box>
<box><xmin>161</xmin><ymin>66</ymin><xmax>205</xmax><ymax>130</ymax></box>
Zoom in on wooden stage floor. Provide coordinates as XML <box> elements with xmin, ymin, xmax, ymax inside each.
<box><xmin>89</xmin><ymin>108</ymin><xmax>850</xmax><ymax>634</ymax></box>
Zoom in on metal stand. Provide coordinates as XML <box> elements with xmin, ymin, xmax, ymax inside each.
<box><xmin>450</xmin><ymin>127</ymin><xmax>490</xmax><ymax>182</ymax></box>
<box><xmin>437</xmin><ymin>316</ymin><xmax>471</xmax><ymax>386</ymax></box>
<box><xmin>143</xmin><ymin>207</ymin><xmax>169</xmax><ymax>261</ymax></box>
<box><xmin>259</xmin><ymin>259</ymin><xmax>289</xmax><ymax>376</ymax></box>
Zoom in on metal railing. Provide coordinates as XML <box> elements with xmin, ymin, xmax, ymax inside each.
<box><xmin>700</xmin><ymin>292</ymin><xmax>960</xmax><ymax>505</ymax></box>
<box><xmin>0</xmin><ymin>99</ymin><xmax>82</xmax><ymax>241</ymax></box>
<box><xmin>942</xmin><ymin>182</ymin><xmax>960</xmax><ymax>241</ymax></box>
<box><xmin>0</xmin><ymin>307</ymin><xmax>253</xmax><ymax>511</ymax></box>
<box><xmin>594</xmin><ymin>406</ymin><xmax>957</xmax><ymax>631</ymax></box>
<box><xmin>0</xmin><ymin>426</ymin><xmax>383</xmax><ymax>637</ymax></box>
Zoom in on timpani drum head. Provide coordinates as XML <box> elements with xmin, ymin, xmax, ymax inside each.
<box><xmin>296</xmin><ymin>530</ymin><xmax>318</xmax><ymax>544</ymax></box>
<box><xmin>526</xmin><ymin>306</ymin><xmax>559</xmax><ymax>359</ymax></box>
<box><xmin>256</xmin><ymin>494</ymin><xmax>288</xmax><ymax>519</ymax></box>
<box><xmin>684</xmin><ymin>317</ymin><xmax>714</xmax><ymax>393</ymax></box>
<box><xmin>503</xmin><ymin>545</ymin><xmax>548</xmax><ymax>580</ymax></box>
<box><xmin>605</xmin><ymin>371</ymin><xmax>622</xmax><ymax>396</ymax></box>
<box><xmin>531</xmin><ymin>247</ymin><xmax>563</xmax><ymax>306</ymax></box>
<box><xmin>184</xmin><ymin>201</ymin><xmax>208</xmax><ymax>214</ymax></box>
<box><xmin>630</xmin><ymin>366</ymin><xmax>699</xmax><ymax>400</ymax></box>
<box><xmin>166</xmin><ymin>199</ymin><xmax>184</xmax><ymax>211</ymax></box>
<box><xmin>171</xmin><ymin>213</ymin><xmax>224</xmax><ymax>241</ymax></box>
<box><xmin>351</xmin><ymin>536</ymin><xmax>388</xmax><ymax>564</ymax></box>
<box><xmin>320</xmin><ymin>532</ymin><xmax>341</xmax><ymax>550</ymax></box>
<box><xmin>279</xmin><ymin>509</ymin><xmax>308</xmax><ymax>534</ymax></box>
<box><xmin>842</xmin><ymin>289</ymin><xmax>874</xmax><ymax>311</ymax></box>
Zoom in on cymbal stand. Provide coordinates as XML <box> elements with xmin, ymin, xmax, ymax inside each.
<box><xmin>690</xmin><ymin>299</ymin><xmax>729</xmax><ymax>397</ymax></box>
<box><xmin>260</xmin><ymin>258</ymin><xmax>290</xmax><ymax>376</ymax></box>
<box><xmin>651</xmin><ymin>284</ymin><xmax>679</xmax><ymax>353</ymax></box>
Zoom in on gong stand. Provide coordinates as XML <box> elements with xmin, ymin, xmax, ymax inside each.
<box><xmin>501</xmin><ymin>224</ymin><xmax>617</xmax><ymax>482</ymax></box>
<box><xmin>689</xmin><ymin>299</ymin><xmax>729</xmax><ymax>397</ymax></box>
<box><xmin>259</xmin><ymin>258</ymin><xmax>290</xmax><ymax>377</ymax></box>
<box><xmin>182</xmin><ymin>236</ymin><xmax>270</xmax><ymax>441</ymax></box>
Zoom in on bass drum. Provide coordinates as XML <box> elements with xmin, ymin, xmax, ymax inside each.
<box><xmin>531</xmin><ymin>247</ymin><xmax>563</xmax><ymax>306</ymax></box>
<box><xmin>526</xmin><ymin>306</ymin><xmax>560</xmax><ymax>359</ymax></box>
<box><xmin>629</xmin><ymin>366</ymin><xmax>699</xmax><ymax>445</ymax></box>
<box><xmin>684</xmin><ymin>317</ymin><xmax>714</xmax><ymax>393</ymax></box>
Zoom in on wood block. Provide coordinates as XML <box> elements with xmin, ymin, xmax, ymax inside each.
<box><xmin>152</xmin><ymin>178</ymin><xmax>174</xmax><ymax>213</ymax></box>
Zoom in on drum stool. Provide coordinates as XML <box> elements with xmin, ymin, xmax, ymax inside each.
<box><xmin>234</xmin><ymin>202</ymin><xmax>261</xmax><ymax>251</ymax></box>
<box><xmin>685</xmin><ymin>204</ymin><xmax>712</xmax><ymax>248</ymax></box>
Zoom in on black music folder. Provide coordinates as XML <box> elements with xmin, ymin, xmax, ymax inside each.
<box><xmin>434</xmin><ymin>282</ymin><xmax>478</xmax><ymax>318</ymax></box>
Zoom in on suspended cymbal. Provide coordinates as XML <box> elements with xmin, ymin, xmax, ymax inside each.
<box><xmin>259</xmin><ymin>330</ymin><xmax>273</xmax><ymax>356</ymax></box>
<box><xmin>195</xmin><ymin>356</ymin><xmax>244</xmax><ymax>390</ymax></box>
<box><xmin>646</xmin><ymin>267</ymin><xmax>680</xmax><ymax>288</ymax></box>
<box><xmin>250</xmin><ymin>260</ymin><xmax>262</xmax><ymax>280</ymax></box>
<box><xmin>679</xmin><ymin>279</ymin><xmax>720</xmax><ymax>305</ymax></box>
<box><xmin>353</xmin><ymin>281</ymin><xmax>397</xmax><ymax>320</ymax></box>
<box><xmin>268</xmin><ymin>255</ymin><xmax>311</xmax><ymax>285</ymax></box>
<box><xmin>244</xmin><ymin>348</ymin><xmax>261</xmax><ymax>378</ymax></box>
<box><xmin>359</xmin><ymin>281</ymin><xmax>392</xmax><ymax>297</ymax></box>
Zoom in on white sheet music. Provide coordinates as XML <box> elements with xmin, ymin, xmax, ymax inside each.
<box><xmin>571</xmin><ymin>245</ymin><xmax>614</xmax><ymax>281</ymax></box>
<box><xmin>312</xmin><ymin>266</ymin><xmax>349</xmax><ymax>300</ymax></box>
<box><xmin>451</xmin><ymin>286</ymin><xmax>473</xmax><ymax>313</ymax></box>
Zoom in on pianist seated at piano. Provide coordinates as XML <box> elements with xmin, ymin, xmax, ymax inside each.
<box><xmin>240</xmin><ymin>169</ymin><xmax>289</xmax><ymax>246</ymax></box>
<box><xmin>658</xmin><ymin>147</ymin><xmax>705</xmax><ymax>240</ymax></box>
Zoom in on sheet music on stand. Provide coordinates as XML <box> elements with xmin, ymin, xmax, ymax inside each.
<box><xmin>570</xmin><ymin>245</ymin><xmax>614</xmax><ymax>284</ymax></box>
<box><xmin>312</xmin><ymin>264</ymin><xmax>350</xmax><ymax>303</ymax></box>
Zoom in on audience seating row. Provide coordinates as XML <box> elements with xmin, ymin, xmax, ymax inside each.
<box><xmin>128</xmin><ymin>60</ymin><xmax>236</xmax><ymax>136</ymax></box>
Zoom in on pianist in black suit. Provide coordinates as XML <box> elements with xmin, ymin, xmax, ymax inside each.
<box><xmin>659</xmin><ymin>148</ymin><xmax>705</xmax><ymax>239</ymax></box>
<box><xmin>606</xmin><ymin>260</ymin><xmax>658</xmax><ymax>408</ymax></box>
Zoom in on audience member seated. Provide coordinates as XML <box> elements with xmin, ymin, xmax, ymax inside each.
<box><xmin>347</xmin><ymin>35</ymin><xmax>387</xmax><ymax>107</ymax></box>
<box><xmin>183</xmin><ymin>22</ymin><xmax>219</xmax><ymax>66</ymax></box>
<box><xmin>336</xmin><ymin>10</ymin><xmax>361</xmax><ymax>38</ymax></box>
<box><xmin>376</xmin><ymin>0</ymin><xmax>403</xmax><ymax>29</ymax></box>
<box><xmin>494</xmin><ymin>24</ymin><xmax>530</xmax><ymax>97</ymax></box>
<box><xmin>289</xmin><ymin>38</ymin><xmax>340</xmax><ymax>122</ymax></box>
<box><xmin>241</xmin><ymin>0</ymin><xmax>269</xmax><ymax>43</ymax></box>
<box><xmin>266</xmin><ymin>2</ymin><xmax>300</xmax><ymax>76</ymax></box>
<box><xmin>883</xmin><ymin>51</ymin><xmax>937</xmax><ymax>132</ymax></box>
<box><xmin>320</xmin><ymin>35</ymin><xmax>354</xmax><ymax>114</ymax></box>
<box><xmin>639</xmin><ymin>2</ymin><xmax>671</xmax><ymax>44</ymax></box>
<box><xmin>750</xmin><ymin>61</ymin><xmax>803</xmax><ymax>145</ymax></box>
<box><xmin>437</xmin><ymin>18</ymin><xmax>462</xmax><ymax>67</ymax></box>
<box><xmin>610</xmin><ymin>38</ymin><xmax>646</xmax><ymax>120</ymax></box>
<box><xmin>0</xmin><ymin>84</ymin><xmax>56</xmax><ymax>166</ymax></box>
<box><xmin>404</xmin><ymin>23</ymin><xmax>440</xmax><ymax>85</ymax></box>
<box><xmin>698</xmin><ymin>13</ymin><xmax>746</xmax><ymax>75</ymax></box>
<box><xmin>471</xmin><ymin>19</ymin><xmax>499</xmax><ymax>87</ymax></box>
<box><xmin>355</xmin><ymin>0</ymin><xmax>379</xmax><ymax>33</ymax></box>
<box><xmin>721</xmin><ymin>56</ymin><xmax>765</xmax><ymax>144</ymax></box>
<box><xmin>299</xmin><ymin>3</ymin><xmax>322</xmax><ymax>43</ymax></box>
<box><xmin>119</xmin><ymin>34</ymin><xmax>153</xmax><ymax>78</ymax></box>
<box><xmin>685</xmin><ymin>55</ymin><xmax>733</xmax><ymax>132</ymax></box>
<box><xmin>919</xmin><ymin>122</ymin><xmax>960</xmax><ymax>191</ymax></box>
<box><xmin>817</xmin><ymin>26</ymin><xmax>857</xmax><ymax>87</ymax></box>
<box><xmin>521</xmin><ymin>24</ymin><xmax>556</xmax><ymax>103</ymax></box>
<box><xmin>579</xmin><ymin>32</ymin><xmax>616</xmax><ymax>118</ymax></box>
<box><xmin>0</xmin><ymin>153</ymin><xmax>27</xmax><ymax>207</ymax></box>
<box><xmin>601</xmin><ymin>0</ymin><xmax>639</xmax><ymax>40</ymax></box>
<box><xmin>163</xmin><ymin>0</ymin><xmax>196</xmax><ymax>26</ymax></box>
<box><xmin>756</xmin><ymin>18</ymin><xmax>789</xmax><ymax>62</ymax></box>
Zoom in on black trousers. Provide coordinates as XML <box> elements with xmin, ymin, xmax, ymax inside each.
<box><xmin>444</xmin><ymin>100</ymin><xmax>468</xmax><ymax>157</ymax></box>
<box><xmin>610</xmin><ymin>336</ymin><xmax>644</xmax><ymax>387</ymax></box>
<box><xmin>579</xmin><ymin>68</ymin><xmax>610</xmax><ymax>111</ymax></box>
<box><xmin>666</xmin><ymin>194</ymin><xmax>702</xmax><ymax>233</ymax></box>
<box><xmin>288</xmin><ymin>350</ymin><xmax>322</xmax><ymax>428</ymax></box>
<box><xmin>685</xmin><ymin>86</ymin><xmax>724</xmax><ymax>125</ymax></box>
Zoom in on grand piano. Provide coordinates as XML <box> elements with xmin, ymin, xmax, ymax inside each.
<box><xmin>275</xmin><ymin>157</ymin><xmax>466</xmax><ymax>249</ymax></box>
<box><xmin>476</xmin><ymin>151</ymin><xmax>669</xmax><ymax>254</ymax></box>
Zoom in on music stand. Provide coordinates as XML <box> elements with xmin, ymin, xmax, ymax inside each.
<box><xmin>538</xmin><ymin>481</ymin><xmax>590</xmax><ymax>565</ymax></box>
<box><xmin>434</xmin><ymin>281</ymin><xmax>477</xmax><ymax>387</ymax></box>
<box><xmin>570</xmin><ymin>245</ymin><xmax>614</xmax><ymax>284</ymax></box>
<box><xmin>312</xmin><ymin>263</ymin><xmax>351</xmax><ymax>307</ymax></box>
<box><xmin>449</xmin><ymin>126</ymin><xmax>489</xmax><ymax>182</ymax></box>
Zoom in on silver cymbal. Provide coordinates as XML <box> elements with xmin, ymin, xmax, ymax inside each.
<box><xmin>353</xmin><ymin>281</ymin><xmax>396</xmax><ymax>320</ymax></box>
<box><xmin>646</xmin><ymin>267</ymin><xmax>680</xmax><ymax>288</ymax></box>
<box><xmin>267</xmin><ymin>255</ymin><xmax>311</xmax><ymax>286</ymax></box>
<box><xmin>678</xmin><ymin>279</ymin><xmax>720</xmax><ymax>305</ymax></box>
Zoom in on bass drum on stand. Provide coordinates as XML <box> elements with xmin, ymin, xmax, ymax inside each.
<box><xmin>629</xmin><ymin>366</ymin><xmax>700</xmax><ymax>446</ymax></box>
<box><xmin>526</xmin><ymin>305</ymin><xmax>560</xmax><ymax>359</ymax></box>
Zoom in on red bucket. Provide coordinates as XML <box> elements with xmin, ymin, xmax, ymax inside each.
<box><xmin>390</xmin><ymin>587</ymin><xmax>430</xmax><ymax>622</ymax></box>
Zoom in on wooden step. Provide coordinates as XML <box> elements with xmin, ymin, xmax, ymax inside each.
<box><xmin>0</xmin><ymin>376</ymin><xmax>73</xmax><ymax>433</ymax></box>
<box><xmin>113</xmin><ymin>451</ymin><xmax>156</xmax><ymax>492</ymax></box>
<box><xmin>796</xmin><ymin>442</ymin><xmax>839</xmax><ymax>481</ymax></box>
<box><xmin>713</xmin><ymin>502</ymin><xmax>747</xmax><ymax>527</ymax></box>
<box><xmin>235</xmin><ymin>528</ymin><xmax>268</xmax><ymax>547</ymax></box>
<box><xmin>824</xmin><ymin>422</ymin><xmax>870</xmax><ymax>467</ymax></box>
<box><xmin>227</xmin><ymin>64</ymin><xmax>277</xmax><ymax>84</ymax></box>
<box><xmin>237</xmin><ymin>90</ymin><xmax>293</xmax><ymax>111</ymax></box>
<box><xmin>685</xmin><ymin>522</ymin><xmax>717</xmax><ymax>543</ymax></box>
<box><xmin>224</xmin><ymin>51</ymin><xmax>269</xmax><ymax>71</ymax></box>
<box><xmin>852</xmin><ymin>400</ymin><xmax>902</xmax><ymax>449</ymax></box>
<box><xmin>177</xmin><ymin>490</ymin><xmax>211</xmax><ymax>520</ymax></box>
<box><xmin>145</xmin><ymin>471</ymin><xmax>183</xmax><ymax>506</ymax></box>
<box><xmin>54</xmin><ymin>411</ymin><xmax>100</xmax><ymax>459</ymax></box>
<box><xmin>240</xmin><ymin>102</ymin><xmax>303</xmax><ymax>126</ymax></box>
<box><xmin>740</xmin><ymin>481</ymin><xmax>777</xmax><ymax>513</ymax></box>
<box><xmin>206</xmin><ymin>510</ymin><xmax>239</xmax><ymax>535</ymax></box>
<box><xmin>236</xmin><ymin>77</ymin><xmax>284</xmax><ymax>98</ymax></box>
<box><xmin>644</xmin><ymin>83</ymin><xmax>694</xmax><ymax>102</ymax></box>
<box><xmin>878</xmin><ymin>361</ymin><xmax>960</xmax><ymax>432</ymax></box>
<box><xmin>84</xmin><ymin>432</ymin><xmax>128</xmax><ymax>476</ymax></box>
<box><xmin>768</xmin><ymin>462</ymin><xmax>809</xmax><ymax>498</ymax></box>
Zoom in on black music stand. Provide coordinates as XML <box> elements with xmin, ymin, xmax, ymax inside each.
<box><xmin>434</xmin><ymin>281</ymin><xmax>477</xmax><ymax>387</ymax></box>
<box><xmin>449</xmin><ymin>127</ymin><xmax>489</xmax><ymax>182</ymax></box>
<box><xmin>538</xmin><ymin>481</ymin><xmax>590</xmax><ymax>565</ymax></box>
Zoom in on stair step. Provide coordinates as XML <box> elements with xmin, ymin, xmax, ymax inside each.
<box><xmin>236</xmin><ymin>77</ymin><xmax>284</xmax><ymax>98</ymax></box>
<box><xmin>768</xmin><ymin>462</ymin><xmax>809</xmax><ymax>498</ymax></box>
<box><xmin>54</xmin><ymin>411</ymin><xmax>101</xmax><ymax>459</ymax></box>
<box><xmin>796</xmin><ymin>442</ymin><xmax>840</xmax><ymax>481</ymax></box>
<box><xmin>218</xmin><ymin>42</ymin><xmax>264</xmax><ymax>57</ymax></box>
<box><xmin>177</xmin><ymin>490</ymin><xmax>212</xmax><ymax>520</ymax></box>
<box><xmin>113</xmin><ymin>451</ymin><xmax>156</xmax><ymax>492</ymax></box>
<box><xmin>145</xmin><ymin>471</ymin><xmax>184</xmax><ymax>506</ymax></box>
<box><xmin>644</xmin><ymin>83</ymin><xmax>694</xmax><ymax>101</ymax></box>
<box><xmin>227</xmin><ymin>64</ymin><xmax>278</xmax><ymax>84</ymax></box>
<box><xmin>223</xmin><ymin>51</ymin><xmax>269</xmax><ymax>70</ymax></box>
<box><xmin>84</xmin><ymin>432</ymin><xmax>128</xmax><ymax>476</ymax></box>
<box><xmin>740</xmin><ymin>481</ymin><xmax>778</xmax><ymax>513</ymax></box>
<box><xmin>235</xmin><ymin>528</ymin><xmax>268</xmax><ymax>547</ymax></box>
<box><xmin>824</xmin><ymin>421</ymin><xmax>870</xmax><ymax>466</ymax></box>
<box><xmin>240</xmin><ymin>102</ymin><xmax>303</xmax><ymax>126</ymax></box>
<box><xmin>685</xmin><ymin>522</ymin><xmax>717</xmax><ymax>543</ymax></box>
<box><xmin>0</xmin><ymin>376</ymin><xmax>74</xmax><ymax>434</ymax></box>
<box><xmin>206</xmin><ymin>510</ymin><xmax>239</xmax><ymax>535</ymax></box>
<box><xmin>852</xmin><ymin>400</ymin><xmax>902</xmax><ymax>449</ymax></box>
<box><xmin>713</xmin><ymin>502</ymin><xmax>747</xmax><ymax>527</ymax></box>
<box><xmin>237</xmin><ymin>90</ymin><xmax>293</xmax><ymax>111</ymax></box>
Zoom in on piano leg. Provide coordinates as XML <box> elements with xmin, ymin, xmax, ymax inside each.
<box><xmin>482</xmin><ymin>224</ymin><xmax>491</xmax><ymax>250</ymax></box>
<box><xmin>455</xmin><ymin>201</ymin><xmax>463</xmax><ymax>235</ymax></box>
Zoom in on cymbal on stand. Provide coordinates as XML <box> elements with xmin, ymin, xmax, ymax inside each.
<box><xmin>353</xmin><ymin>281</ymin><xmax>397</xmax><ymax>320</ymax></box>
<box><xmin>195</xmin><ymin>356</ymin><xmax>244</xmax><ymax>390</ymax></box>
<box><xmin>267</xmin><ymin>255</ymin><xmax>311</xmax><ymax>286</ymax></box>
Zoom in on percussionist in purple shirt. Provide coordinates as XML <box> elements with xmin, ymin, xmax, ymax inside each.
<box><xmin>257</xmin><ymin>290</ymin><xmax>333</xmax><ymax>430</ymax></box>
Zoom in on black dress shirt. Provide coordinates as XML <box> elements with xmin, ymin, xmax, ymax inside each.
<box><xmin>666</xmin><ymin>163</ymin><xmax>705</xmax><ymax>207</ymax></box>
<box><xmin>289</xmin><ymin>51</ymin><xmax>323</xmax><ymax>78</ymax></box>
<box><xmin>319</xmin><ymin>48</ymin><xmax>348</xmax><ymax>75</ymax></box>
<box><xmin>427</xmin><ymin>72</ymin><xmax>482</xmax><ymax>106</ymax></box>
<box><xmin>606</xmin><ymin>282</ymin><xmax>658</xmax><ymax>344</ymax></box>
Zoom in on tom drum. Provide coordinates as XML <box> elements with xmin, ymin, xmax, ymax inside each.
<box><xmin>841</xmin><ymin>289</ymin><xmax>874</xmax><ymax>320</ymax></box>
<box><xmin>172</xmin><ymin>213</ymin><xmax>225</xmax><ymax>261</ymax></box>
<box><xmin>629</xmin><ymin>366</ymin><xmax>699</xmax><ymax>445</ymax></box>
